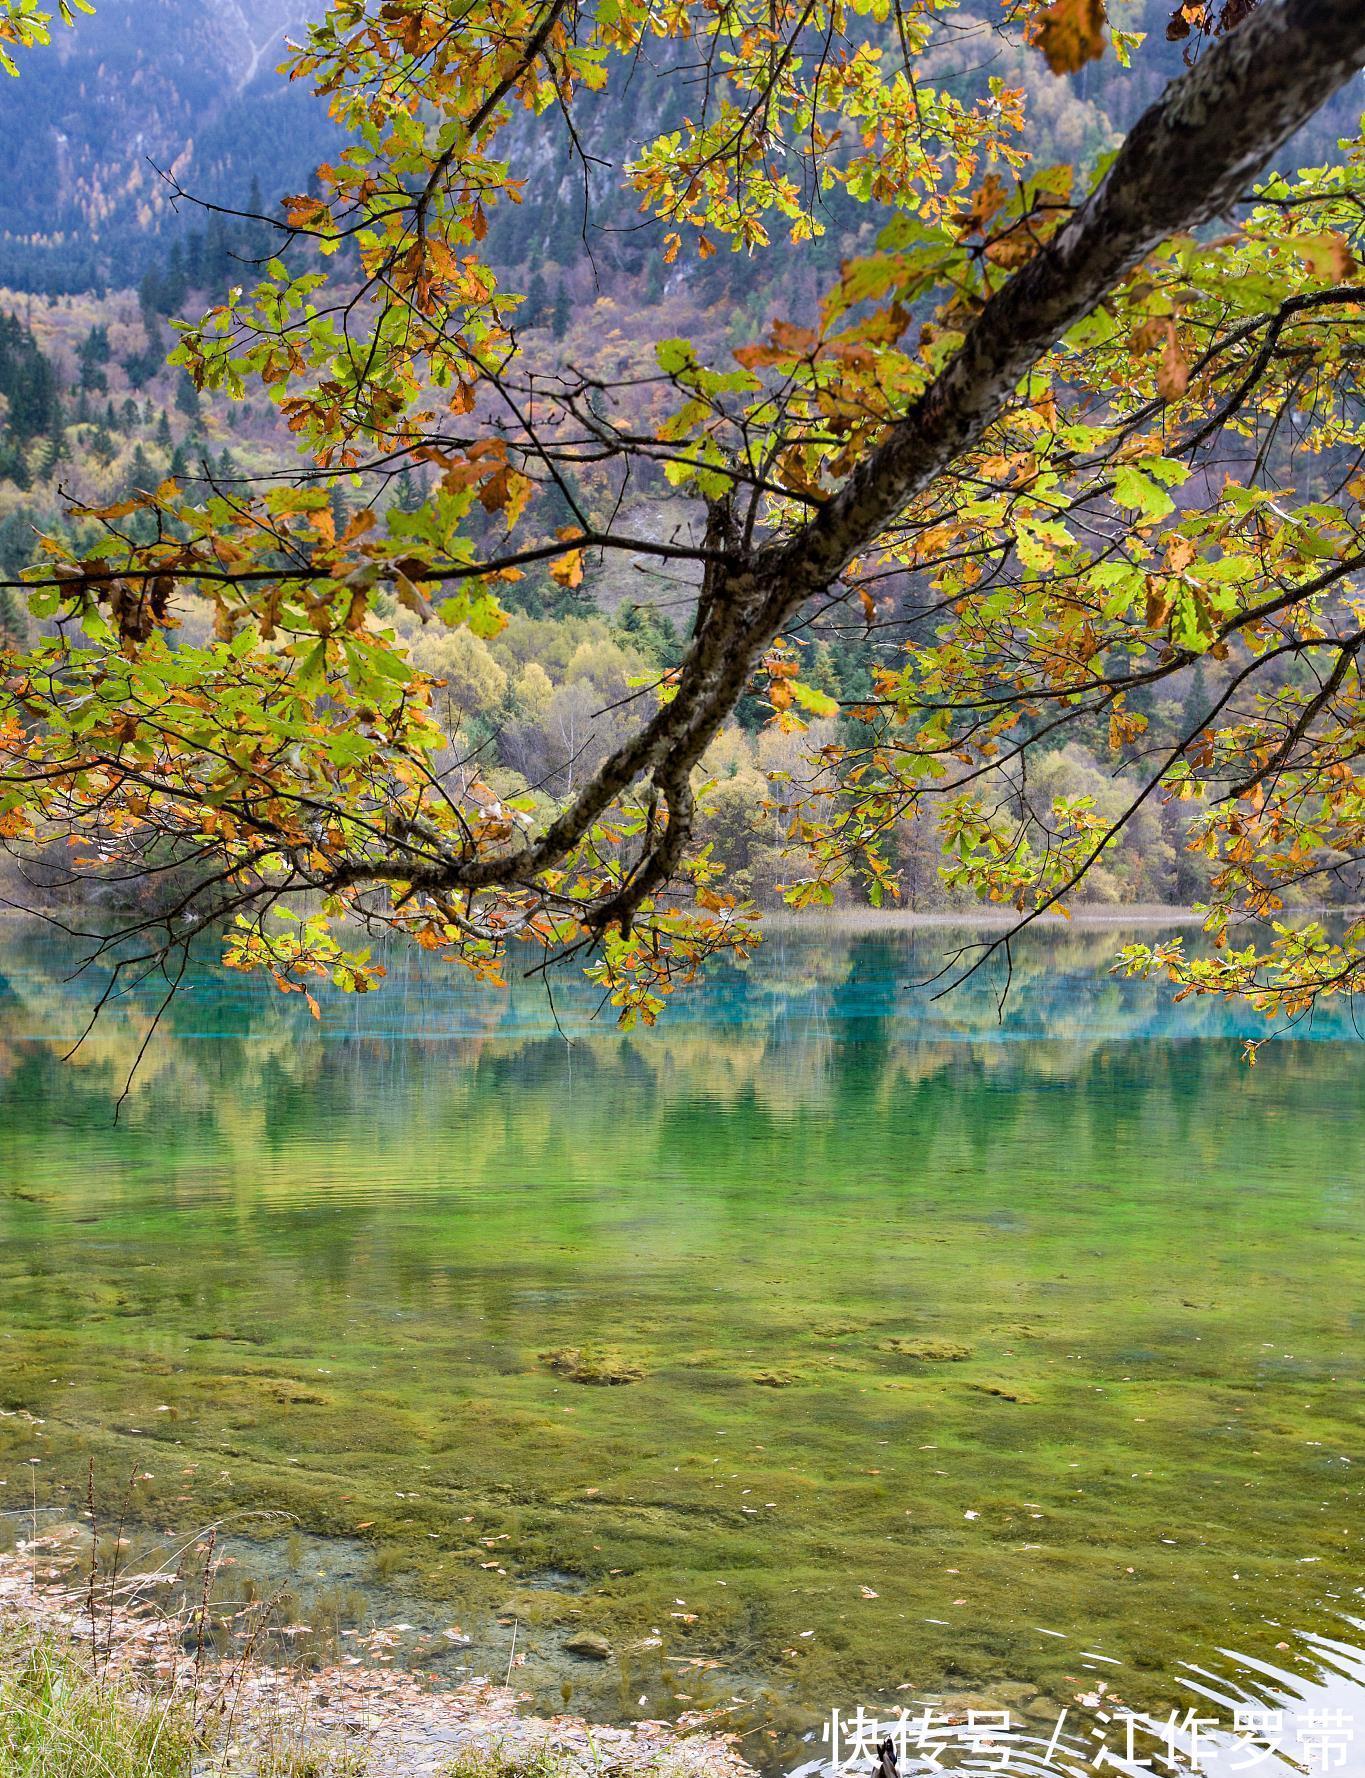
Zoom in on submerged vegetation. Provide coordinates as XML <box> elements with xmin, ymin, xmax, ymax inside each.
<box><xmin>540</xmin><ymin>1349</ymin><xmax>647</xmax><ymax>1387</ymax></box>
<box><xmin>0</xmin><ymin>924</ymin><xmax>1360</xmax><ymax>1759</ymax></box>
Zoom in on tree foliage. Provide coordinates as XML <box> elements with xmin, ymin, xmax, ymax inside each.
<box><xmin>0</xmin><ymin>0</ymin><xmax>90</xmax><ymax>73</ymax></box>
<box><xmin>2</xmin><ymin>0</ymin><xmax>1365</xmax><ymax>1041</ymax></box>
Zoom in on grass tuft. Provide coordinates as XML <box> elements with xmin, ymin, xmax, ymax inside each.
<box><xmin>253</xmin><ymin>1745</ymin><xmax>370</xmax><ymax>1778</ymax></box>
<box><xmin>439</xmin><ymin>1744</ymin><xmax>575</xmax><ymax>1778</ymax></box>
<box><xmin>0</xmin><ymin>1635</ymin><xmax>195</xmax><ymax>1778</ymax></box>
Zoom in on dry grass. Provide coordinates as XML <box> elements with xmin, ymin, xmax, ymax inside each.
<box><xmin>0</xmin><ymin>1633</ymin><xmax>195</xmax><ymax>1778</ymax></box>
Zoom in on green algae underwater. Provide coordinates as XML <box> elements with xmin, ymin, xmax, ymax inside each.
<box><xmin>0</xmin><ymin>920</ymin><xmax>1361</xmax><ymax>1757</ymax></box>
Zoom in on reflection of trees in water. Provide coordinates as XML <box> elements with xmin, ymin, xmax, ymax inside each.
<box><xmin>0</xmin><ymin>924</ymin><xmax>1359</xmax><ymax>1231</ymax></box>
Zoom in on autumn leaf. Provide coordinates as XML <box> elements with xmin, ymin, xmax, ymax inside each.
<box><xmin>952</xmin><ymin>173</ymin><xmax>1008</xmax><ymax>239</ymax></box>
<box><xmin>1144</xmin><ymin>577</ymin><xmax>1175</xmax><ymax>629</ymax></box>
<box><xmin>1297</xmin><ymin>231</ymin><xmax>1357</xmax><ymax>281</ymax></box>
<box><xmin>550</xmin><ymin>549</ymin><xmax>584</xmax><ymax>590</ymax></box>
<box><xmin>1157</xmin><ymin>320</ymin><xmax>1190</xmax><ymax>399</ymax></box>
<box><xmin>1035</xmin><ymin>0</ymin><xmax>1108</xmax><ymax>73</ymax></box>
<box><xmin>984</xmin><ymin>233</ymin><xmax>1040</xmax><ymax>270</ymax></box>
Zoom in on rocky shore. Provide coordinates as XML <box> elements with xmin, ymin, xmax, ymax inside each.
<box><xmin>0</xmin><ymin>1537</ymin><xmax>754</xmax><ymax>1778</ymax></box>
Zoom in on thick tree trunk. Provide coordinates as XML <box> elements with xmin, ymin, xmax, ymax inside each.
<box><xmin>366</xmin><ymin>0</ymin><xmax>1365</xmax><ymax>913</ymax></box>
<box><xmin>756</xmin><ymin>0</ymin><xmax>1365</xmax><ymax>608</ymax></box>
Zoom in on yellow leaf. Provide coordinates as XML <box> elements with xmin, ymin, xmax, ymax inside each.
<box><xmin>550</xmin><ymin>548</ymin><xmax>584</xmax><ymax>589</ymax></box>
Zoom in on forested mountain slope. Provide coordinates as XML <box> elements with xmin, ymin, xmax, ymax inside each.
<box><xmin>0</xmin><ymin>0</ymin><xmax>1359</xmax><ymax>298</ymax></box>
<box><xmin>0</xmin><ymin>0</ymin><xmax>333</xmax><ymax>290</ymax></box>
<box><xmin>1</xmin><ymin>0</ymin><xmax>1364</xmax><ymax>921</ymax></box>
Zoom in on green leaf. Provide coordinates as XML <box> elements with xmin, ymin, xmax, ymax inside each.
<box><xmin>655</xmin><ymin>337</ymin><xmax>696</xmax><ymax>375</ymax></box>
<box><xmin>791</xmin><ymin>681</ymin><xmax>838</xmax><ymax>717</ymax></box>
<box><xmin>1112</xmin><ymin>466</ymin><xmax>1176</xmax><ymax>522</ymax></box>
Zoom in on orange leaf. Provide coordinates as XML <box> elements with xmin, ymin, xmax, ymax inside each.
<box><xmin>478</xmin><ymin>464</ymin><xmax>515</xmax><ymax>513</ymax></box>
<box><xmin>1144</xmin><ymin>577</ymin><xmax>1174</xmax><ymax>629</ymax></box>
<box><xmin>1035</xmin><ymin>0</ymin><xmax>1107</xmax><ymax>74</ymax></box>
<box><xmin>953</xmin><ymin>173</ymin><xmax>1008</xmax><ymax>239</ymax></box>
<box><xmin>771</xmin><ymin>320</ymin><xmax>818</xmax><ymax>355</ymax></box>
<box><xmin>1156</xmin><ymin>320</ymin><xmax>1190</xmax><ymax>400</ymax></box>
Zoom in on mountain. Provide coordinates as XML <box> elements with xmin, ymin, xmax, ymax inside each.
<box><xmin>0</xmin><ymin>0</ymin><xmax>1360</xmax><ymax>300</ymax></box>
<box><xmin>0</xmin><ymin>0</ymin><xmax>334</xmax><ymax>291</ymax></box>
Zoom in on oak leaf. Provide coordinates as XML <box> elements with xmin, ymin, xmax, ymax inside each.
<box><xmin>550</xmin><ymin>549</ymin><xmax>584</xmax><ymax>589</ymax></box>
<box><xmin>1156</xmin><ymin>320</ymin><xmax>1190</xmax><ymax>399</ymax></box>
<box><xmin>1035</xmin><ymin>0</ymin><xmax>1107</xmax><ymax>73</ymax></box>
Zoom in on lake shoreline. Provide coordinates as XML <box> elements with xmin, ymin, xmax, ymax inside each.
<box><xmin>0</xmin><ymin>1539</ymin><xmax>754</xmax><ymax>1778</ymax></box>
<box><xmin>4</xmin><ymin>901</ymin><xmax>1350</xmax><ymax>934</ymax></box>
<box><xmin>759</xmin><ymin>903</ymin><xmax>1211</xmax><ymax>930</ymax></box>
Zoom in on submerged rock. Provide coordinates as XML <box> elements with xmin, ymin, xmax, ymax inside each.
<box><xmin>564</xmin><ymin>1630</ymin><xmax>613</xmax><ymax>1660</ymax></box>
<box><xmin>879</xmin><ymin>1337</ymin><xmax>973</xmax><ymax>1361</ymax></box>
<box><xmin>965</xmin><ymin>1380</ymin><xmax>1038</xmax><ymax>1403</ymax></box>
<box><xmin>540</xmin><ymin>1348</ymin><xmax>644</xmax><ymax>1386</ymax></box>
<box><xmin>496</xmin><ymin>1588</ymin><xmax>578</xmax><ymax>1626</ymax></box>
